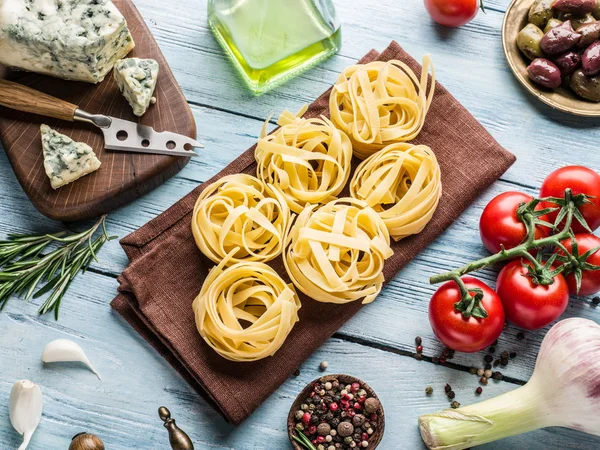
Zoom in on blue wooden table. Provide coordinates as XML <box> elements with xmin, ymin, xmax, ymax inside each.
<box><xmin>1</xmin><ymin>1</ymin><xmax>600</xmax><ymax>449</ymax></box>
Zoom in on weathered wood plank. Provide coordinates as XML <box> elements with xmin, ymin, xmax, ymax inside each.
<box><xmin>2</xmin><ymin>0</ymin><xmax>600</xmax><ymax>448</ymax></box>
<box><xmin>1</xmin><ymin>280</ymin><xmax>599</xmax><ymax>449</ymax></box>
<box><xmin>1</xmin><ymin>101</ymin><xmax>597</xmax><ymax>384</ymax></box>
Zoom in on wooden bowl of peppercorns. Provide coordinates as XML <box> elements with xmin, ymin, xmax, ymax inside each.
<box><xmin>287</xmin><ymin>374</ymin><xmax>385</xmax><ymax>450</ymax></box>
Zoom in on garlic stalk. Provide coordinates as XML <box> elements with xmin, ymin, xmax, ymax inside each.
<box><xmin>41</xmin><ymin>339</ymin><xmax>101</xmax><ymax>379</ymax></box>
<box><xmin>9</xmin><ymin>380</ymin><xmax>43</xmax><ymax>450</ymax></box>
<box><xmin>419</xmin><ymin>318</ymin><xmax>600</xmax><ymax>450</ymax></box>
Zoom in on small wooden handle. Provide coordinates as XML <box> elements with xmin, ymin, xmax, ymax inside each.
<box><xmin>0</xmin><ymin>79</ymin><xmax>78</xmax><ymax>122</ymax></box>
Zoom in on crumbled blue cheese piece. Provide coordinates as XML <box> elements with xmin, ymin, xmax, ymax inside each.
<box><xmin>40</xmin><ymin>125</ymin><xmax>101</xmax><ymax>189</ymax></box>
<box><xmin>114</xmin><ymin>58</ymin><xmax>159</xmax><ymax>116</ymax></box>
<box><xmin>0</xmin><ymin>0</ymin><xmax>135</xmax><ymax>83</ymax></box>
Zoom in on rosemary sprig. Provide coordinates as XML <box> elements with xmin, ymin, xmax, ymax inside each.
<box><xmin>0</xmin><ymin>215</ymin><xmax>116</xmax><ymax>319</ymax></box>
<box><xmin>292</xmin><ymin>431</ymin><xmax>317</xmax><ymax>450</ymax></box>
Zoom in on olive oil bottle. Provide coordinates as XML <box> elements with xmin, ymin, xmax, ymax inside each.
<box><xmin>208</xmin><ymin>0</ymin><xmax>341</xmax><ymax>94</ymax></box>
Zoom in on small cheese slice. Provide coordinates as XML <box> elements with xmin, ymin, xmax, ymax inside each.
<box><xmin>114</xmin><ymin>58</ymin><xmax>159</xmax><ymax>116</ymax></box>
<box><xmin>0</xmin><ymin>0</ymin><xmax>135</xmax><ymax>83</ymax></box>
<box><xmin>40</xmin><ymin>125</ymin><xmax>101</xmax><ymax>190</ymax></box>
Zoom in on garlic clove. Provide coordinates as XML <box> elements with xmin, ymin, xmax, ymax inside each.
<box><xmin>9</xmin><ymin>380</ymin><xmax>43</xmax><ymax>450</ymax></box>
<box><xmin>41</xmin><ymin>339</ymin><xmax>101</xmax><ymax>380</ymax></box>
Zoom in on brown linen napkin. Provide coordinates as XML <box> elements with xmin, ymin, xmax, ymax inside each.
<box><xmin>111</xmin><ymin>41</ymin><xmax>516</xmax><ymax>426</ymax></box>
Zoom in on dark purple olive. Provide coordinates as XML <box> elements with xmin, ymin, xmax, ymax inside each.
<box><xmin>583</xmin><ymin>41</ymin><xmax>600</xmax><ymax>75</ymax></box>
<box><xmin>570</xmin><ymin>69</ymin><xmax>600</xmax><ymax>101</ymax></box>
<box><xmin>540</xmin><ymin>20</ymin><xmax>582</xmax><ymax>55</ymax></box>
<box><xmin>528</xmin><ymin>58</ymin><xmax>563</xmax><ymax>88</ymax></box>
<box><xmin>555</xmin><ymin>51</ymin><xmax>582</xmax><ymax>75</ymax></box>
<box><xmin>577</xmin><ymin>21</ymin><xmax>600</xmax><ymax>49</ymax></box>
<box><xmin>552</xmin><ymin>0</ymin><xmax>596</xmax><ymax>15</ymax></box>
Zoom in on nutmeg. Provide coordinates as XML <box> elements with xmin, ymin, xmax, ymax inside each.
<box><xmin>68</xmin><ymin>432</ymin><xmax>105</xmax><ymax>450</ymax></box>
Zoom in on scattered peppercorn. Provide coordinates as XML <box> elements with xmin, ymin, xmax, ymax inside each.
<box><xmin>488</xmin><ymin>346</ymin><xmax>496</xmax><ymax>354</ymax></box>
<box><xmin>475</xmin><ymin>387</ymin><xmax>483</xmax><ymax>395</ymax></box>
<box><xmin>470</xmin><ymin>367</ymin><xmax>478</xmax><ymax>375</ymax></box>
<box><xmin>480</xmin><ymin>376</ymin><xmax>488</xmax><ymax>385</ymax></box>
<box><xmin>447</xmin><ymin>391</ymin><xmax>456</xmax><ymax>400</ymax></box>
<box><xmin>415</xmin><ymin>353</ymin><xmax>423</xmax><ymax>361</ymax></box>
<box><xmin>477</xmin><ymin>368</ymin><xmax>484</xmax><ymax>377</ymax></box>
<box><xmin>493</xmin><ymin>371</ymin><xmax>503</xmax><ymax>381</ymax></box>
<box><xmin>493</xmin><ymin>359</ymin><xmax>501</xmax><ymax>368</ymax></box>
<box><xmin>510</xmin><ymin>352</ymin><xmax>517</xmax><ymax>359</ymax></box>
<box><xmin>425</xmin><ymin>386</ymin><xmax>433</xmax><ymax>396</ymax></box>
<box><xmin>444</xmin><ymin>383</ymin><xmax>452</xmax><ymax>393</ymax></box>
<box><xmin>485</xmin><ymin>363</ymin><xmax>492</xmax><ymax>370</ymax></box>
<box><xmin>592</xmin><ymin>297</ymin><xmax>600</xmax><ymax>306</ymax></box>
<box><xmin>484</xmin><ymin>354</ymin><xmax>493</xmax><ymax>363</ymax></box>
<box><xmin>450</xmin><ymin>401</ymin><xmax>460</xmax><ymax>409</ymax></box>
<box><xmin>415</xmin><ymin>336</ymin><xmax>422</xmax><ymax>345</ymax></box>
<box><xmin>320</xmin><ymin>361</ymin><xmax>329</xmax><ymax>371</ymax></box>
<box><xmin>484</xmin><ymin>369</ymin><xmax>492</xmax><ymax>379</ymax></box>
<box><xmin>416</xmin><ymin>345</ymin><xmax>424</xmax><ymax>353</ymax></box>
<box><xmin>517</xmin><ymin>332</ymin><xmax>525</xmax><ymax>341</ymax></box>
<box><xmin>500</xmin><ymin>359</ymin><xmax>508</xmax><ymax>367</ymax></box>
<box><xmin>293</xmin><ymin>369</ymin><xmax>301</xmax><ymax>377</ymax></box>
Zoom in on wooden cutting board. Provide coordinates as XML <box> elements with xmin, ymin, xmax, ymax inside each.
<box><xmin>0</xmin><ymin>0</ymin><xmax>196</xmax><ymax>222</ymax></box>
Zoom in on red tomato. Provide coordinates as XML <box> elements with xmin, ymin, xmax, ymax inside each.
<box><xmin>429</xmin><ymin>277</ymin><xmax>505</xmax><ymax>353</ymax></box>
<box><xmin>556</xmin><ymin>234</ymin><xmax>600</xmax><ymax>296</ymax></box>
<box><xmin>424</xmin><ymin>0</ymin><xmax>479</xmax><ymax>28</ymax></box>
<box><xmin>496</xmin><ymin>260</ymin><xmax>569</xmax><ymax>330</ymax></box>
<box><xmin>479</xmin><ymin>191</ymin><xmax>550</xmax><ymax>254</ymax></box>
<box><xmin>540</xmin><ymin>166</ymin><xmax>600</xmax><ymax>233</ymax></box>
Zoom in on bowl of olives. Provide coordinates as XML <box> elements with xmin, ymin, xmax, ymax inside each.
<box><xmin>503</xmin><ymin>0</ymin><xmax>600</xmax><ymax>116</ymax></box>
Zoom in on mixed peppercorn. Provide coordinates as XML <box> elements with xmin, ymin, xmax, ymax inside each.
<box><xmin>293</xmin><ymin>378</ymin><xmax>381</xmax><ymax>450</ymax></box>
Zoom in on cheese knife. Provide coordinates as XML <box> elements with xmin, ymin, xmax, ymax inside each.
<box><xmin>0</xmin><ymin>79</ymin><xmax>202</xmax><ymax>157</ymax></box>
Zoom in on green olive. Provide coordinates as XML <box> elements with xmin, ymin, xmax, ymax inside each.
<box><xmin>544</xmin><ymin>18</ymin><xmax>564</xmax><ymax>33</ymax></box>
<box><xmin>570</xmin><ymin>69</ymin><xmax>600</xmax><ymax>101</ymax></box>
<box><xmin>529</xmin><ymin>0</ymin><xmax>554</xmax><ymax>28</ymax></box>
<box><xmin>569</xmin><ymin>13</ymin><xmax>596</xmax><ymax>30</ymax></box>
<box><xmin>517</xmin><ymin>24</ymin><xmax>545</xmax><ymax>60</ymax></box>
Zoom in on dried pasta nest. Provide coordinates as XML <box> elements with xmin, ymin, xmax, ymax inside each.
<box><xmin>284</xmin><ymin>198</ymin><xmax>394</xmax><ymax>305</ymax></box>
<box><xmin>255</xmin><ymin>107</ymin><xmax>353</xmax><ymax>214</ymax></box>
<box><xmin>192</xmin><ymin>255</ymin><xmax>301</xmax><ymax>362</ymax></box>
<box><xmin>191</xmin><ymin>174</ymin><xmax>290</xmax><ymax>265</ymax></box>
<box><xmin>329</xmin><ymin>56</ymin><xmax>435</xmax><ymax>160</ymax></box>
<box><xmin>350</xmin><ymin>143</ymin><xmax>442</xmax><ymax>241</ymax></box>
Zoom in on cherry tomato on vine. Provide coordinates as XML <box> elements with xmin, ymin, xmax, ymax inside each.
<box><xmin>540</xmin><ymin>166</ymin><xmax>600</xmax><ymax>233</ymax></box>
<box><xmin>555</xmin><ymin>234</ymin><xmax>600</xmax><ymax>297</ymax></box>
<box><xmin>479</xmin><ymin>191</ymin><xmax>550</xmax><ymax>254</ymax></box>
<box><xmin>424</xmin><ymin>0</ymin><xmax>481</xmax><ymax>28</ymax></box>
<box><xmin>429</xmin><ymin>277</ymin><xmax>505</xmax><ymax>353</ymax></box>
<box><xmin>496</xmin><ymin>260</ymin><xmax>569</xmax><ymax>331</ymax></box>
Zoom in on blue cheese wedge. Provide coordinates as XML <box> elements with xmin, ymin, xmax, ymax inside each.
<box><xmin>0</xmin><ymin>0</ymin><xmax>135</xmax><ymax>83</ymax></box>
<box><xmin>114</xmin><ymin>58</ymin><xmax>159</xmax><ymax>116</ymax></box>
<box><xmin>40</xmin><ymin>125</ymin><xmax>101</xmax><ymax>189</ymax></box>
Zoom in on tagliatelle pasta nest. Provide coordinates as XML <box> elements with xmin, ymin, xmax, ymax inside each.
<box><xmin>284</xmin><ymin>198</ymin><xmax>394</xmax><ymax>305</ymax></box>
<box><xmin>350</xmin><ymin>143</ymin><xmax>442</xmax><ymax>241</ymax></box>
<box><xmin>255</xmin><ymin>107</ymin><xmax>353</xmax><ymax>214</ymax></box>
<box><xmin>329</xmin><ymin>56</ymin><xmax>435</xmax><ymax>160</ymax></box>
<box><xmin>192</xmin><ymin>254</ymin><xmax>301</xmax><ymax>362</ymax></box>
<box><xmin>191</xmin><ymin>174</ymin><xmax>290</xmax><ymax>265</ymax></box>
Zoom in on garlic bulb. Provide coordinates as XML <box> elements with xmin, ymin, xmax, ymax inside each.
<box><xmin>41</xmin><ymin>339</ymin><xmax>101</xmax><ymax>379</ymax></box>
<box><xmin>9</xmin><ymin>380</ymin><xmax>43</xmax><ymax>450</ymax></box>
<box><xmin>419</xmin><ymin>318</ymin><xmax>600</xmax><ymax>449</ymax></box>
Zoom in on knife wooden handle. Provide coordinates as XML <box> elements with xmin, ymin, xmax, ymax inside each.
<box><xmin>0</xmin><ymin>79</ymin><xmax>78</xmax><ymax>122</ymax></box>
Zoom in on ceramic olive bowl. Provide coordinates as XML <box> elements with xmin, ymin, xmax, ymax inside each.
<box><xmin>287</xmin><ymin>374</ymin><xmax>385</xmax><ymax>450</ymax></box>
<box><xmin>502</xmin><ymin>0</ymin><xmax>600</xmax><ymax>116</ymax></box>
